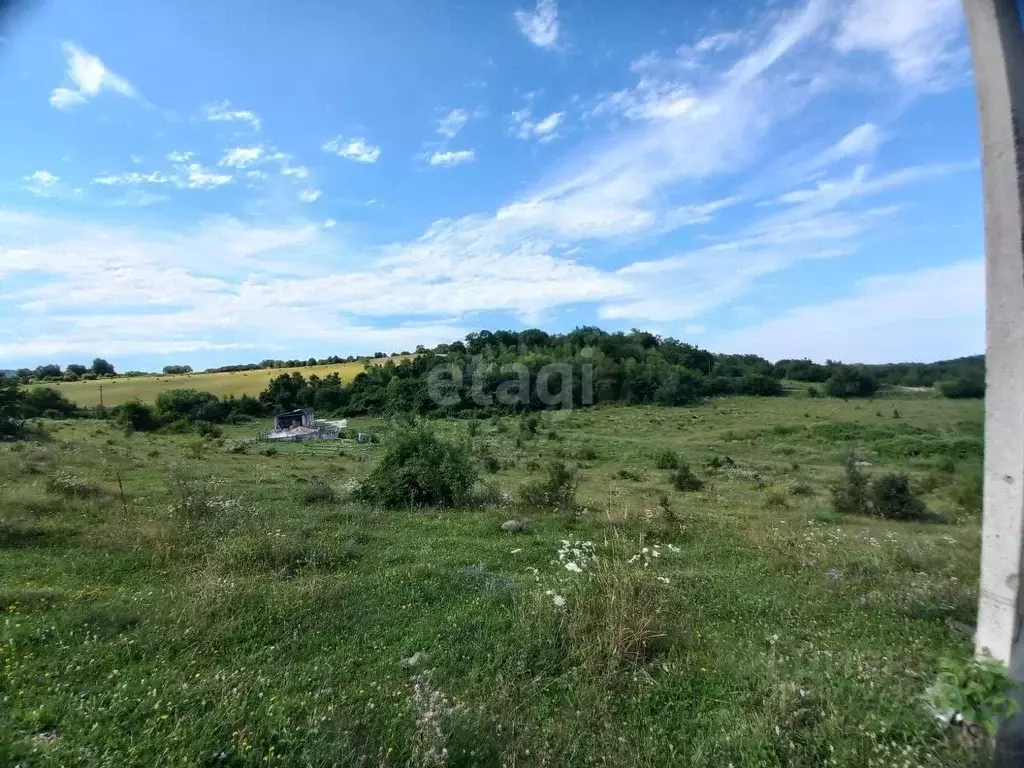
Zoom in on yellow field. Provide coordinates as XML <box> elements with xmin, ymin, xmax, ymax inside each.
<box><xmin>41</xmin><ymin>358</ymin><xmax>405</xmax><ymax>407</ymax></box>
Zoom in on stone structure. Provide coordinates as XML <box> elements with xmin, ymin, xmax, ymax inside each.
<box><xmin>963</xmin><ymin>0</ymin><xmax>1024</xmax><ymax>759</ymax></box>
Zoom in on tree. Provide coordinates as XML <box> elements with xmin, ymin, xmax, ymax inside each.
<box><xmin>0</xmin><ymin>373</ymin><xmax>26</xmax><ymax>439</ymax></box>
<box><xmin>938</xmin><ymin>372</ymin><xmax>985</xmax><ymax>399</ymax></box>
<box><xmin>66</xmin><ymin>364</ymin><xmax>88</xmax><ymax>376</ymax></box>
<box><xmin>34</xmin><ymin>364</ymin><xmax>62</xmax><ymax>380</ymax></box>
<box><xmin>825</xmin><ymin>365</ymin><xmax>877</xmax><ymax>398</ymax></box>
<box><xmin>162</xmin><ymin>365</ymin><xmax>193</xmax><ymax>375</ymax></box>
<box><xmin>91</xmin><ymin>358</ymin><xmax>115</xmax><ymax>376</ymax></box>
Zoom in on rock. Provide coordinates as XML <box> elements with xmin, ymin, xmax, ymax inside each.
<box><xmin>501</xmin><ymin>520</ymin><xmax>524</xmax><ymax>533</ymax></box>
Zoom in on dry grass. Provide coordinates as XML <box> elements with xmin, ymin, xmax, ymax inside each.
<box><xmin>36</xmin><ymin>355</ymin><xmax>412</xmax><ymax>407</ymax></box>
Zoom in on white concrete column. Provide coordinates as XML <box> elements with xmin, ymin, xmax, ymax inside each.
<box><xmin>964</xmin><ymin>0</ymin><xmax>1024</xmax><ymax>759</ymax></box>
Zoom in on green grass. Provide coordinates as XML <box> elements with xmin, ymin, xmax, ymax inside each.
<box><xmin>0</xmin><ymin>396</ymin><xmax>990</xmax><ymax>766</ymax></box>
<box><xmin>35</xmin><ymin>356</ymin><xmax>411</xmax><ymax>407</ymax></box>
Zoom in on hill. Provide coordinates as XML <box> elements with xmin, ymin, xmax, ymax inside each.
<box><xmin>37</xmin><ymin>358</ymin><xmax>407</xmax><ymax>408</ymax></box>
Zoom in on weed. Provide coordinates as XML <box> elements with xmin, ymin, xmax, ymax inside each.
<box><xmin>46</xmin><ymin>471</ymin><xmax>104</xmax><ymax>499</ymax></box>
<box><xmin>519</xmin><ymin>459</ymin><xmax>579</xmax><ymax>510</ymax></box>
<box><xmin>298</xmin><ymin>476</ymin><xmax>336</xmax><ymax>505</ymax></box>
<box><xmin>670</xmin><ymin>463</ymin><xmax>703</xmax><ymax>492</ymax></box>
<box><xmin>655</xmin><ymin>448</ymin><xmax>679</xmax><ymax>470</ymax></box>
<box><xmin>763</xmin><ymin>489</ymin><xmax>789</xmax><ymax>509</ymax></box>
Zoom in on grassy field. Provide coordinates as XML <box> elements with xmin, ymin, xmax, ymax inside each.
<box><xmin>40</xmin><ymin>357</ymin><xmax>409</xmax><ymax>408</ymax></box>
<box><xmin>0</xmin><ymin>394</ymin><xmax>990</xmax><ymax>766</ymax></box>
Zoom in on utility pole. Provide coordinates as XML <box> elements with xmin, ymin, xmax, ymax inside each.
<box><xmin>962</xmin><ymin>0</ymin><xmax>1024</xmax><ymax>760</ymax></box>
<box><xmin>99</xmin><ymin>384</ymin><xmax>103</xmax><ymax>409</ymax></box>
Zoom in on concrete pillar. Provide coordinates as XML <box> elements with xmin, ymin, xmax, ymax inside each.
<box><xmin>963</xmin><ymin>0</ymin><xmax>1024</xmax><ymax>759</ymax></box>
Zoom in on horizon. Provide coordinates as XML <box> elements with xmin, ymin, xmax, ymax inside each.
<box><xmin>1</xmin><ymin>0</ymin><xmax>983</xmax><ymax>370</ymax></box>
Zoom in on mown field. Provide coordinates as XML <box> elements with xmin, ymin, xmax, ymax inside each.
<box><xmin>40</xmin><ymin>357</ymin><xmax>409</xmax><ymax>408</ymax></box>
<box><xmin>0</xmin><ymin>393</ymin><xmax>990</xmax><ymax>766</ymax></box>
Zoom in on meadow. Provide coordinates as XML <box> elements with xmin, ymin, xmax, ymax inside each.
<box><xmin>0</xmin><ymin>392</ymin><xmax>990</xmax><ymax>766</ymax></box>
<box><xmin>41</xmin><ymin>358</ymin><xmax>408</xmax><ymax>408</ymax></box>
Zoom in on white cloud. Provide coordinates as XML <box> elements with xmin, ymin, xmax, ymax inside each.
<box><xmin>92</xmin><ymin>171</ymin><xmax>171</xmax><ymax>186</ymax></box>
<box><xmin>25</xmin><ymin>170</ymin><xmax>59</xmax><ymax>187</ymax></box>
<box><xmin>428</xmin><ymin>150</ymin><xmax>476</xmax><ymax>167</ymax></box>
<box><xmin>511</xmin><ymin>109</ymin><xmax>564</xmax><ymax>140</ymax></box>
<box><xmin>322</xmin><ymin>136</ymin><xmax>381</xmax><ymax>163</ymax></box>
<box><xmin>49</xmin><ymin>43</ymin><xmax>136</xmax><ymax>110</ymax></box>
<box><xmin>298</xmin><ymin>188</ymin><xmax>322</xmax><ymax>202</ymax></box>
<box><xmin>247</xmin><ymin>170</ymin><xmax>268</xmax><ymax>180</ymax></box>
<box><xmin>203</xmin><ymin>101</ymin><xmax>261</xmax><ymax>130</ymax></box>
<box><xmin>219</xmin><ymin>145</ymin><xmax>264</xmax><ymax>168</ymax></box>
<box><xmin>281</xmin><ymin>165</ymin><xmax>309</xmax><ymax>178</ymax></box>
<box><xmin>835</xmin><ymin>0</ymin><xmax>966</xmax><ymax>89</ymax></box>
<box><xmin>591</xmin><ymin>78</ymin><xmax>700</xmax><ymax>121</ymax></box>
<box><xmin>323</xmin><ymin>219</ymin><xmax>337</xmax><ymax>229</ymax></box>
<box><xmin>515</xmin><ymin>0</ymin><xmax>559</xmax><ymax>49</ymax></box>
<box><xmin>707</xmin><ymin>260</ymin><xmax>983</xmax><ymax>362</ymax></box>
<box><xmin>183</xmin><ymin>164</ymin><xmax>232</xmax><ymax>189</ymax></box>
<box><xmin>437</xmin><ymin>109</ymin><xmax>471</xmax><ymax>139</ymax></box>
<box><xmin>166</xmin><ymin>151</ymin><xmax>194</xmax><ymax>163</ymax></box>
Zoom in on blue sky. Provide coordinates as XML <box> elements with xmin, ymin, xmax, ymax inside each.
<box><xmin>0</xmin><ymin>0</ymin><xmax>983</xmax><ymax>370</ymax></box>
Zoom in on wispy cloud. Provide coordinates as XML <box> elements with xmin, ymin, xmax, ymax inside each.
<box><xmin>24</xmin><ymin>170</ymin><xmax>59</xmax><ymax>187</ymax></box>
<box><xmin>281</xmin><ymin>165</ymin><xmax>309</xmax><ymax>179</ymax></box>
<box><xmin>437</xmin><ymin>109</ymin><xmax>471</xmax><ymax>139</ymax></box>
<box><xmin>93</xmin><ymin>171</ymin><xmax>171</xmax><ymax>186</ymax></box>
<box><xmin>219</xmin><ymin>145</ymin><xmax>264</xmax><ymax>168</ymax></box>
<box><xmin>322</xmin><ymin>136</ymin><xmax>381</xmax><ymax>163</ymax></box>
<box><xmin>834</xmin><ymin>0</ymin><xmax>967</xmax><ymax>89</ymax></box>
<box><xmin>49</xmin><ymin>43</ymin><xmax>136</xmax><ymax>110</ymax></box>
<box><xmin>428</xmin><ymin>150</ymin><xmax>476</xmax><ymax>167</ymax></box>
<box><xmin>183</xmin><ymin>163</ymin><xmax>232</xmax><ymax>189</ymax></box>
<box><xmin>515</xmin><ymin>0</ymin><xmax>559</xmax><ymax>49</ymax></box>
<box><xmin>298</xmin><ymin>188</ymin><xmax>322</xmax><ymax>202</ymax></box>
<box><xmin>708</xmin><ymin>260</ymin><xmax>982</xmax><ymax>362</ymax></box>
<box><xmin>203</xmin><ymin>100</ymin><xmax>261</xmax><ymax>130</ymax></box>
<box><xmin>511</xmin><ymin>109</ymin><xmax>564</xmax><ymax>141</ymax></box>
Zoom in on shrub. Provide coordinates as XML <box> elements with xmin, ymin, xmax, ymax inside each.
<box><xmin>22</xmin><ymin>387</ymin><xmax>78</xmax><ymax>419</ymax></box>
<box><xmin>831</xmin><ymin>455</ymin><xmax>869</xmax><ymax>516</ymax></box>
<box><xmin>616</xmin><ymin>468</ymin><xmax>644</xmax><ymax>482</ymax></box>
<box><xmin>519</xmin><ymin>460</ymin><xmax>579</xmax><ymax>510</ymax></box>
<box><xmin>654</xmin><ymin>448</ymin><xmax>679</xmax><ymax>470</ymax></box>
<box><xmin>298</xmin><ymin>477</ymin><xmax>336</xmax><ymax>505</ymax></box>
<box><xmin>705</xmin><ymin>455</ymin><xmax>735</xmax><ymax>471</ymax></box>
<box><xmin>936</xmin><ymin>455</ymin><xmax>956</xmax><ymax>474</ymax></box>
<box><xmin>763</xmin><ymin>490</ymin><xmax>789</xmax><ymax>508</ymax></box>
<box><xmin>825</xmin><ymin>366</ymin><xmax>877</xmax><ymax>399</ymax></box>
<box><xmin>481</xmin><ymin>455</ymin><xmax>501</xmax><ymax>474</ymax></box>
<box><xmin>354</xmin><ymin>423</ymin><xmax>476</xmax><ymax>508</ymax></box>
<box><xmin>807</xmin><ymin>386</ymin><xmax>819</xmax><ymax>398</ymax></box>
<box><xmin>47</xmin><ymin>471</ymin><xmax>104</xmax><ymax>499</ymax></box>
<box><xmin>938</xmin><ymin>373</ymin><xmax>985</xmax><ymax>399</ymax></box>
<box><xmin>574</xmin><ymin>445</ymin><xmax>599</xmax><ymax>461</ymax></box>
<box><xmin>952</xmin><ymin>466</ymin><xmax>983</xmax><ymax>515</ymax></box>
<box><xmin>657</xmin><ymin>493</ymin><xmax>677</xmax><ymax>522</ymax></box>
<box><xmin>670</xmin><ymin>463</ymin><xmax>703</xmax><ymax>492</ymax></box>
<box><xmin>113</xmin><ymin>400</ymin><xmax>161</xmax><ymax>432</ymax></box>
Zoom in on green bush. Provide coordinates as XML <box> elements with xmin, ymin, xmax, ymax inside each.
<box><xmin>113</xmin><ymin>400</ymin><xmax>161</xmax><ymax>432</ymax></box>
<box><xmin>481</xmin><ymin>454</ymin><xmax>501</xmax><ymax>474</ymax></box>
<box><xmin>670</xmin><ymin>463</ymin><xmax>703</xmax><ymax>492</ymax></box>
<box><xmin>869</xmin><ymin>474</ymin><xmax>927</xmax><ymax>520</ymax></box>
<box><xmin>298</xmin><ymin>477</ymin><xmax>336</xmax><ymax>505</ymax></box>
<box><xmin>952</xmin><ymin>466</ymin><xmax>983</xmax><ymax>515</ymax></box>
<box><xmin>354</xmin><ymin>423</ymin><xmax>476</xmax><ymax>508</ymax></box>
<box><xmin>825</xmin><ymin>366</ymin><xmax>877</xmax><ymax>399</ymax></box>
<box><xmin>938</xmin><ymin>373</ymin><xmax>985</xmax><ymax>399</ymax></box>
<box><xmin>654</xmin><ymin>448</ymin><xmax>679</xmax><ymax>470</ymax></box>
<box><xmin>831</xmin><ymin>455</ymin><xmax>869</xmax><ymax>516</ymax></box>
<box><xmin>616</xmin><ymin>468</ymin><xmax>644</xmax><ymax>482</ymax></box>
<box><xmin>519</xmin><ymin>460</ymin><xmax>579</xmax><ymax>510</ymax></box>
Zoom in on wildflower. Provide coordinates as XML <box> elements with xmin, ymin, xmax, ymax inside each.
<box><xmin>657</xmin><ymin>576</ymin><xmax>671</xmax><ymax>584</ymax></box>
<box><xmin>564</xmin><ymin>562</ymin><xmax>582</xmax><ymax>573</ymax></box>
<box><xmin>828</xmin><ymin>568</ymin><xmax>840</xmax><ymax>580</ymax></box>
<box><xmin>552</xmin><ymin>595</ymin><xmax>566</xmax><ymax>607</ymax></box>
